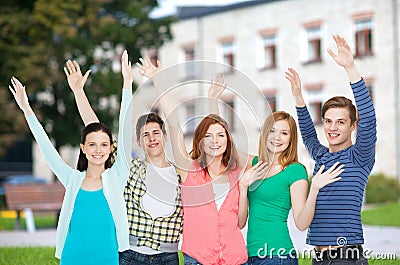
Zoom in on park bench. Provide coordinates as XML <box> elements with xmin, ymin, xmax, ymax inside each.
<box><xmin>4</xmin><ymin>182</ymin><xmax>65</xmax><ymax>232</ymax></box>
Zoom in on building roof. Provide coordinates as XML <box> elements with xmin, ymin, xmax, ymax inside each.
<box><xmin>177</xmin><ymin>0</ymin><xmax>281</xmax><ymax>20</ymax></box>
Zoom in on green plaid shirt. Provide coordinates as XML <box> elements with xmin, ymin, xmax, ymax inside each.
<box><xmin>124</xmin><ymin>158</ymin><xmax>183</xmax><ymax>251</ymax></box>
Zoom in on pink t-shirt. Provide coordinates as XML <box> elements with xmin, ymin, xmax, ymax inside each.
<box><xmin>180</xmin><ymin>162</ymin><xmax>247</xmax><ymax>265</ymax></box>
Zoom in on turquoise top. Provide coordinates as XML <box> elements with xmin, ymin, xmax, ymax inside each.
<box><xmin>25</xmin><ymin>88</ymin><xmax>132</xmax><ymax>258</ymax></box>
<box><xmin>247</xmin><ymin>157</ymin><xmax>308</xmax><ymax>257</ymax></box>
<box><xmin>61</xmin><ymin>188</ymin><xmax>118</xmax><ymax>265</ymax></box>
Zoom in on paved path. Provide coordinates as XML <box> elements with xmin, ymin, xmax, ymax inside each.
<box><xmin>0</xmin><ymin>216</ymin><xmax>399</xmax><ymax>259</ymax></box>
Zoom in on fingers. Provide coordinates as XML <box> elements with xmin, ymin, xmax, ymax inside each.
<box><xmin>318</xmin><ymin>162</ymin><xmax>344</xmax><ymax>178</ymax></box>
<box><xmin>73</xmin><ymin>61</ymin><xmax>82</xmax><ymax>75</ymax></box>
<box><xmin>284</xmin><ymin>68</ymin><xmax>299</xmax><ymax>82</ymax></box>
<box><xmin>315</xmin><ymin>164</ymin><xmax>326</xmax><ymax>175</ymax></box>
<box><xmin>326</xmin><ymin>177</ymin><xmax>342</xmax><ymax>185</ymax></box>
<box><xmin>82</xmin><ymin>70</ymin><xmax>91</xmax><ymax>84</ymax></box>
<box><xmin>253</xmin><ymin>161</ymin><xmax>269</xmax><ymax>178</ymax></box>
<box><xmin>8</xmin><ymin>85</ymin><xmax>15</xmax><ymax>95</ymax></box>
<box><xmin>11</xmin><ymin>76</ymin><xmax>23</xmax><ymax>89</ymax></box>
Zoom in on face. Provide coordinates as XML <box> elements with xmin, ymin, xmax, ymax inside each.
<box><xmin>80</xmin><ymin>131</ymin><xmax>112</xmax><ymax>167</ymax></box>
<box><xmin>138</xmin><ymin>122</ymin><xmax>166</xmax><ymax>158</ymax></box>
<box><xmin>267</xmin><ymin>119</ymin><xmax>291</xmax><ymax>156</ymax></box>
<box><xmin>202</xmin><ymin>123</ymin><xmax>228</xmax><ymax>158</ymax></box>
<box><xmin>323</xmin><ymin>107</ymin><xmax>356</xmax><ymax>152</ymax></box>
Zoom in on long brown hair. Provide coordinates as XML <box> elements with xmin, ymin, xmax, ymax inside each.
<box><xmin>191</xmin><ymin>114</ymin><xmax>238</xmax><ymax>171</ymax></box>
<box><xmin>259</xmin><ymin>111</ymin><xmax>298</xmax><ymax>169</ymax></box>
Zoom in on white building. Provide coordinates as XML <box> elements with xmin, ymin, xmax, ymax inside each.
<box><xmin>133</xmin><ymin>0</ymin><xmax>400</xmax><ymax>177</ymax></box>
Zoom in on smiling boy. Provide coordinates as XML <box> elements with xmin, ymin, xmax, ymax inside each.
<box><xmin>286</xmin><ymin>35</ymin><xmax>376</xmax><ymax>265</ymax></box>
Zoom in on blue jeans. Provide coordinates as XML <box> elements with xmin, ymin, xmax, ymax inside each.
<box><xmin>119</xmin><ymin>250</ymin><xmax>179</xmax><ymax>265</ymax></box>
<box><xmin>247</xmin><ymin>255</ymin><xmax>298</xmax><ymax>265</ymax></box>
<box><xmin>184</xmin><ymin>253</ymin><xmax>248</xmax><ymax>265</ymax></box>
<box><xmin>183</xmin><ymin>254</ymin><xmax>202</xmax><ymax>265</ymax></box>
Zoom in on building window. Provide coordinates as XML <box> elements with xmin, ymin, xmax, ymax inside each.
<box><xmin>221</xmin><ymin>100</ymin><xmax>235</xmax><ymax>131</ymax></box>
<box><xmin>262</xmin><ymin>35</ymin><xmax>277</xmax><ymax>69</ymax></box>
<box><xmin>149</xmin><ymin>50</ymin><xmax>159</xmax><ymax>67</ymax></box>
<box><xmin>306</xmin><ymin>26</ymin><xmax>322</xmax><ymax>63</ymax></box>
<box><xmin>184</xmin><ymin>48</ymin><xmax>196</xmax><ymax>79</ymax></box>
<box><xmin>305</xmin><ymin>84</ymin><xmax>324</xmax><ymax>125</ymax></box>
<box><xmin>364</xmin><ymin>78</ymin><xmax>375</xmax><ymax>103</ymax></box>
<box><xmin>266</xmin><ymin>96</ymin><xmax>277</xmax><ymax>113</ymax></box>
<box><xmin>309</xmin><ymin>101</ymin><xmax>322</xmax><ymax>125</ymax></box>
<box><xmin>222</xmin><ymin>41</ymin><xmax>235</xmax><ymax>71</ymax></box>
<box><xmin>355</xmin><ymin>19</ymin><xmax>373</xmax><ymax>57</ymax></box>
<box><xmin>150</xmin><ymin>107</ymin><xmax>159</xmax><ymax>115</ymax></box>
<box><xmin>183</xmin><ymin>104</ymin><xmax>196</xmax><ymax>135</ymax></box>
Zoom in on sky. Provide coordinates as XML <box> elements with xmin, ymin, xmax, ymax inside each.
<box><xmin>151</xmin><ymin>0</ymin><xmax>250</xmax><ymax>18</ymax></box>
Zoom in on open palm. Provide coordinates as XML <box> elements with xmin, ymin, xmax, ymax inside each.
<box><xmin>64</xmin><ymin>60</ymin><xmax>91</xmax><ymax>92</ymax></box>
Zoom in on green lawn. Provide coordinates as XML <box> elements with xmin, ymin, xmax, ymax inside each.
<box><xmin>361</xmin><ymin>202</ymin><xmax>400</xmax><ymax>227</ymax></box>
<box><xmin>0</xmin><ymin>203</ymin><xmax>398</xmax><ymax>264</ymax></box>
<box><xmin>0</xmin><ymin>247</ymin><xmax>398</xmax><ymax>264</ymax></box>
<box><xmin>0</xmin><ymin>214</ymin><xmax>57</xmax><ymax>231</ymax></box>
<box><xmin>1</xmin><ymin>202</ymin><xmax>398</xmax><ymax>231</ymax></box>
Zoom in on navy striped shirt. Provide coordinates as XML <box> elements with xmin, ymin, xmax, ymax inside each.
<box><xmin>296</xmin><ymin>78</ymin><xmax>377</xmax><ymax>246</ymax></box>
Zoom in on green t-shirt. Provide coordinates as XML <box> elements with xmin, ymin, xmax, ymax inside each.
<box><xmin>247</xmin><ymin>157</ymin><xmax>308</xmax><ymax>257</ymax></box>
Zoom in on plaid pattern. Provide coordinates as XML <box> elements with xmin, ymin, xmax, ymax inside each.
<box><xmin>124</xmin><ymin>158</ymin><xmax>183</xmax><ymax>251</ymax></box>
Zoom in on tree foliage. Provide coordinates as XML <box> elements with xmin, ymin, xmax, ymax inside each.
<box><xmin>0</xmin><ymin>0</ymin><xmax>173</xmax><ymax>153</ymax></box>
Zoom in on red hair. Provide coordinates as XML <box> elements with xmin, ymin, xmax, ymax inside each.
<box><xmin>190</xmin><ymin>114</ymin><xmax>238</xmax><ymax>171</ymax></box>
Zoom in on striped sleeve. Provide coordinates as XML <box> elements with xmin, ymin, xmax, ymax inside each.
<box><xmin>351</xmin><ymin>79</ymin><xmax>377</xmax><ymax>168</ymax></box>
<box><xmin>296</xmin><ymin>106</ymin><xmax>328</xmax><ymax>160</ymax></box>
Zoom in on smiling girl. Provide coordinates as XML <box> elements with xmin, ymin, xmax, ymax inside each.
<box><xmin>8</xmin><ymin>50</ymin><xmax>133</xmax><ymax>265</ymax></box>
<box><xmin>239</xmin><ymin>111</ymin><xmax>344</xmax><ymax>265</ymax></box>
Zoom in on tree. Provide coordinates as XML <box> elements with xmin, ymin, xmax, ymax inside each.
<box><xmin>0</xmin><ymin>0</ymin><xmax>173</xmax><ymax>154</ymax></box>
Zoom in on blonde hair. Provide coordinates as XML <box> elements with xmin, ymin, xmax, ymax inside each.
<box><xmin>258</xmin><ymin>111</ymin><xmax>298</xmax><ymax>169</ymax></box>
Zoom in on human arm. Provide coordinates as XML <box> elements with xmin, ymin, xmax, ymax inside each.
<box><xmin>327</xmin><ymin>35</ymin><xmax>361</xmax><ymax>84</ymax></box>
<box><xmin>111</xmin><ymin>50</ymin><xmax>133</xmax><ymax>185</ymax></box>
<box><xmin>286</xmin><ymin>69</ymin><xmax>327</xmax><ymax>159</ymax></box>
<box><xmin>238</xmin><ymin>161</ymin><xmax>269</xmax><ymax>229</ymax></box>
<box><xmin>136</xmin><ymin>57</ymin><xmax>192</xmax><ymax>180</ymax></box>
<box><xmin>290</xmin><ymin>163</ymin><xmax>344</xmax><ymax>231</ymax></box>
<box><xmin>208</xmin><ymin>74</ymin><xmax>226</xmax><ymax>115</ymax></box>
<box><xmin>328</xmin><ymin>35</ymin><xmax>377</xmax><ymax>164</ymax></box>
<box><xmin>9</xmin><ymin>77</ymin><xmax>74</xmax><ymax>186</ymax></box>
<box><xmin>64</xmin><ymin>60</ymin><xmax>99</xmax><ymax>126</ymax></box>
<box><xmin>285</xmin><ymin>68</ymin><xmax>305</xmax><ymax>108</ymax></box>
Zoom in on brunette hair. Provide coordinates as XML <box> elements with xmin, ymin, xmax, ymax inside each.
<box><xmin>77</xmin><ymin>122</ymin><xmax>113</xmax><ymax>171</ymax></box>
<box><xmin>322</xmin><ymin>96</ymin><xmax>357</xmax><ymax>124</ymax></box>
<box><xmin>135</xmin><ymin>112</ymin><xmax>166</xmax><ymax>141</ymax></box>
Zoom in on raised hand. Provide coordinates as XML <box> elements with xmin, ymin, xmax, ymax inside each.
<box><xmin>64</xmin><ymin>60</ymin><xmax>91</xmax><ymax>93</ymax></box>
<box><xmin>327</xmin><ymin>35</ymin><xmax>355</xmax><ymax>68</ymax></box>
<box><xmin>136</xmin><ymin>57</ymin><xmax>161</xmax><ymax>78</ymax></box>
<box><xmin>311</xmin><ymin>162</ymin><xmax>344</xmax><ymax>191</ymax></box>
<box><xmin>208</xmin><ymin>74</ymin><xmax>227</xmax><ymax>99</ymax></box>
<box><xmin>9</xmin><ymin>76</ymin><xmax>33</xmax><ymax>115</ymax></box>
<box><xmin>239</xmin><ymin>161</ymin><xmax>269</xmax><ymax>191</ymax></box>
<box><xmin>121</xmin><ymin>50</ymin><xmax>134</xmax><ymax>86</ymax></box>
<box><xmin>285</xmin><ymin>68</ymin><xmax>302</xmax><ymax>97</ymax></box>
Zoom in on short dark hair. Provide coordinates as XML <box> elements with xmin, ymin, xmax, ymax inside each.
<box><xmin>322</xmin><ymin>96</ymin><xmax>357</xmax><ymax>124</ymax></box>
<box><xmin>77</xmin><ymin>122</ymin><xmax>113</xmax><ymax>172</ymax></box>
<box><xmin>135</xmin><ymin>113</ymin><xmax>166</xmax><ymax>141</ymax></box>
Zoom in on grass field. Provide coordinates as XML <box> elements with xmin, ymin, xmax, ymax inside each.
<box><xmin>0</xmin><ymin>247</ymin><xmax>398</xmax><ymax>265</ymax></box>
<box><xmin>361</xmin><ymin>202</ymin><xmax>400</xmax><ymax>227</ymax></box>
<box><xmin>0</xmin><ymin>203</ymin><xmax>398</xmax><ymax>264</ymax></box>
